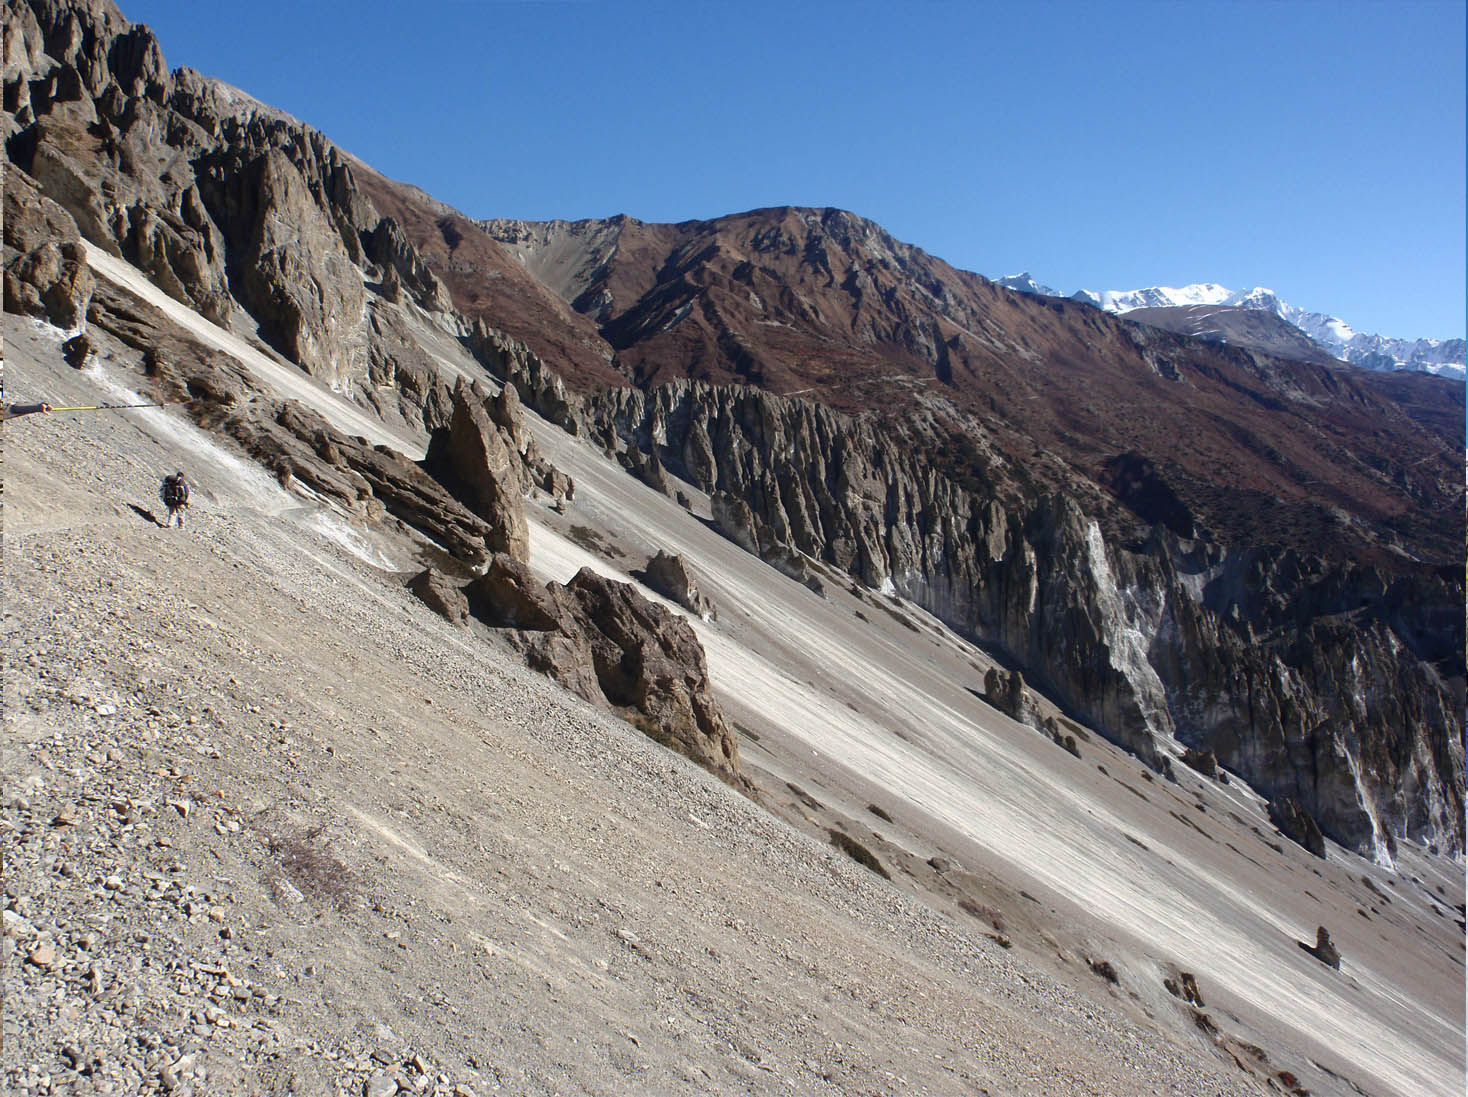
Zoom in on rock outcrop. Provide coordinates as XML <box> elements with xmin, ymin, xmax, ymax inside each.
<box><xmin>407</xmin><ymin>568</ymin><xmax>469</xmax><ymax>627</ymax></box>
<box><xmin>84</xmin><ymin>276</ymin><xmax>498</xmax><ymax>569</ymax></box>
<box><xmin>1268</xmin><ymin>797</ymin><xmax>1327</xmax><ymax>859</ymax></box>
<box><xmin>460</xmin><ymin>562</ymin><xmax>745</xmax><ymax>788</ymax></box>
<box><xmin>1298</xmin><ymin>926</ymin><xmax>1341</xmax><ymax>970</ymax></box>
<box><xmin>582</xmin><ymin>379</ymin><xmax>1465</xmax><ymax>857</ymax></box>
<box><xmin>983</xmin><ymin>667</ymin><xmax>1042</xmax><ymax>731</ymax></box>
<box><xmin>3</xmin><ymin>167</ymin><xmax>94</xmax><ymax>329</ymax></box>
<box><xmin>465</xmin><ymin>554</ymin><xmax>560</xmax><ymax>632</ymax></box>
<box><xmin>642</xmin><ymin>550</ymin><xmax>716</xmax><ymax>620</ymax></box>
<box><xmin>424</xmin><ymin>379</ymin><xmax>530</xmax><ymax>565</ymax></box>
<box><xmin>4</xmin><ymin>0</ymin><xmax>479</xmax><ymax>432</ymax></box>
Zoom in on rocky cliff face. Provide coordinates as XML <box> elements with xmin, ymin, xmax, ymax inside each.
<box><xmin>3</xmin><ymin>0</ymin><xmax>458</xmax><ymax>426</ymax></box>
<box><xmin>583</xmin><ymin>379</ymin><xmax>1464</xmax><ymax>858</ymax></box>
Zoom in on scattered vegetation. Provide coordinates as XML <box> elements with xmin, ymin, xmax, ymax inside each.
<box><xmin>265</xmin><ymin>824</ymin><xmax>356</xmax><ymax>913</ymax></box>
<box><xmin>873</xmin><ymin>599</ymin><xmax>921</xmax><ymax>633</ymax></box>
<box><xmin>786</xmin><ymin>782</ymin><xmax>823</xmax><ymax>811</ymax></box>
<box><xmin>1169</xmin><ymin>810</ymin><xmax>1211</xmax><ymax>839</ymax></box>
<box><xmin>1360</xmin><ymin>875</ymin><xmax>1391</xmax><ymax>903</ymax></box>
<box><xmin>827</xmin><ymin>828</ymin><xmax>890</xmax><ymax>879</ymax></box>
<box><xmin>1088</xmin><ymin>958</ymin><xmax>1119</xmax><ymax>985</ymax></box>
<box><xmin>1163</xmin><ymin>971</ymin><xmax>1204</xmax><ymax>1007</ymax></box>
<box><xmin>567</xmin><ymin>524</ymin><xmax>624</xmax><ymax>558</ymax></box>
<box><xmin>958</xmin><ymin>899</ymin><xmax>1006</xmax><ymax>933</ymax></box>
<box><xmin>1116</xmin><ymin>781</ymin><xmax>1149</xmax><ymax>803</ymax></box>
<box><xmin>866</xmin><ymin>803</ymin><xmax>893</xmax><ymax>823</ymax></box>
<box><xmin>1057</xmin><ymin>717</ymin><xmax>1090</xmax><ymax>742</ymax></box>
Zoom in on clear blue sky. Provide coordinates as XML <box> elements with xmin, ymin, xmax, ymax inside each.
<box><xmin>124</xmin><ymin>0</ymin><xmax>1465</xmax><ymax>339</ymax></box>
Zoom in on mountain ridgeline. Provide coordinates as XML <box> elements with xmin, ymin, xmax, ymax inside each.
<box><xmin>5</xmin><ymin>0</ymin><xmax>1462</xmax><ymax>858</ymax></box>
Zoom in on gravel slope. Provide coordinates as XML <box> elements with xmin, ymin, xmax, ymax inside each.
<box><xmin>2</xmin><ymin>320</ymin><xmax>1256</xmax><ymax>1095</ymax></box>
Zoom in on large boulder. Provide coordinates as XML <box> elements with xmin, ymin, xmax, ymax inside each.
<box><xmin>502</xmin><ymin>568</ymin><xmax>746</xmax><ymax>789</ymax></box>
<box><xmin>2</xmin><ymin>168</ymin><xmax>94</xmax><ymax>329</ymax></box>
<box><xmin>465</xmin><ymin>554</ymin><xmax>560</xmax><ymax>631</ymax></box>
<box><xmin>642</xmin><ymin>550</ymin><xmax>716</xmax><ymax>620</ymax></box>
<box><xmin>983</xmin><ymin>666</ymin><xmax>1042</xmax><ymax>730</ymax></box>
<box><xmin>407</xmin><ymin>568</ymin><xmax>468</xmax><ymax>627</ymax></box>
<box><xmin>561</xmin><ymin>569</ymin><xmax>742</xmax><ymax>783</ymax></box>
<box><xmin>423</xmin><ymin>379</ymin><xmax>530</xmax><ymax>564</ymax></box>
<box><xmin>1298</xmin><ymin>926</ymin><xmax>1340</xmax><ymax>970</ymax></box>
<box><xmin>1268</xmin><ymin>797</ymin><xmax>1327</xmax><ymax>859</ymax></box>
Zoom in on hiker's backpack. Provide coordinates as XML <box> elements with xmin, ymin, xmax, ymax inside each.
<box><xmin>161</xmin><ymin>475</ymin><xmax>189</xmax><ymax>509</ymax></box>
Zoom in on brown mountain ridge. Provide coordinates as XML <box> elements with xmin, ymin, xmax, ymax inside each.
<box><xmin>366</xmin><ymin>199</ymin><xmax>1462</xmax><ymax>569</ymax></box>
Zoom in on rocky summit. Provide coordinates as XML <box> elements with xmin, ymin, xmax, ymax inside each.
<box><xmin>3</xmin><ymin>3</ymin><xmax>1464</xmax><ymax>1097</ymax></box>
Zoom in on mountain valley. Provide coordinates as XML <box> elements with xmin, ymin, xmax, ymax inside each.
<box><xmin>3</xmin><ymin>3</ymin><xmax>1465</xmax><ymax>1096</ymax></box>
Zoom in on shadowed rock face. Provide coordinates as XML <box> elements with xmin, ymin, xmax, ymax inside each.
<box><xmin>424</xmin><ymin>379</ymin><xmax>531</xmax><ymax>565</ymax></box>
<box><xmin>3</xmin><ymin>167</ymin><xmax>94</xmax><ymax>328</ymax></box>
<box><xmin>642</xmin><ymin>550</ymin><xmax>717</xmax><ymax>620</ymax></box>
<box><xmin>3</xmin><ymin>0</ymin><xmax>457</xmax><ymax>430</ymax></box>
<box><xmin>584</xmin><ymin>379</ymin><xmax>1464</xmax><ymax>856</ymax></box>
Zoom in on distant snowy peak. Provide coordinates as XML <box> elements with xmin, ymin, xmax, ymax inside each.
<box><xmin>1071</xmin><ymin>283</ymin><xmax>1239</xmax><ymax>313</ymax></box>
<box><xmin>998</xmin><ymin>276</ymin><xmax>1464</xmax><ymax>379</ymax></box>
<box><xmin>995</xmin><ymin>272</ymin><xmax>1060</xmax><ymax>298</ymax></box>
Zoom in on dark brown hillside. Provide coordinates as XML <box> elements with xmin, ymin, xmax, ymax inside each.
<box><xmin>1125</xmin><ymin>303</ymin><xmax>1344</xmax><ymax>367</ymax></box>
<box><xmin>466</xmin><ymin>207</ymin><xmax>1461</xmax><ymax>569</ymax></box>
<box><xmin>355</xmin><ymin>170</ymin><xmax>627</xmax><ymax>392</ymax></box>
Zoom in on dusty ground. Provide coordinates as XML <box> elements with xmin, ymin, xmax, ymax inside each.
<box><xmin>4</xmin><ymin>250</ymin><xmax>1463</xmax><ymax>1097</ymax></box>
<box><xmin>2</xmin><ymin>319</ymin><xmax>1259</xmax><ymax>1096</ymax></box>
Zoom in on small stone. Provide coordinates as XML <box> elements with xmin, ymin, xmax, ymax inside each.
<box><xmin>28</xmin><ymin>943</ymin><xmax>57</xmax><ymax>967</ymax></box>
<box><xmin>365</xmin><ymin>1073</ymin><xmax>398</xmax><ymax>1097</ymax></box>
<box><xmin>53</xmin><ymin>808</ymin><xmax>78</xmax><ymax>827</ymax></box>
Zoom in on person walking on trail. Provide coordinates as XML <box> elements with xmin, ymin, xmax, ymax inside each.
<box><xmin>161</xmin><ymin>471</ymin><xmax>190</xmax><ymax>528</ymax></box>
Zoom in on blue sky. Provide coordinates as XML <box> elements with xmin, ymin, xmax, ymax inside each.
<box><xmin>125</xmin><ymin>0</ymin><xmax>1465</xmax><ymax>339</ymax></box>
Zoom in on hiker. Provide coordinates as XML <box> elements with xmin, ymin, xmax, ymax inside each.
<box><xmin>1</xmin><ymin>402</ymin><xmax>53</xmax><ymax>420</ymax></box>
<box><xmin>160</xmin><ymin>471</ymin><xmax>190</xmax><ymax>528</ymax></box>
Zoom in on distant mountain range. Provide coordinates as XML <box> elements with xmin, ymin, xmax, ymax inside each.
<box><xmin>995</xmin><ymin>275</ymin><xmax>1466</xmax><ymax>379</ymax></box>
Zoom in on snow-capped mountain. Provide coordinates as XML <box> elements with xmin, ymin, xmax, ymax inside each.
<box><xmin>995</xmin><ymin>272</ymin><xmax>1061</xmax><ymax>298</ymax></box>
<box><xmin>1005</xmin><ymin>278</ymin><xmax>1465</xmax><ymax>379</ymax></box>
